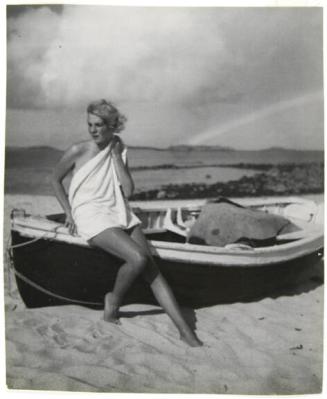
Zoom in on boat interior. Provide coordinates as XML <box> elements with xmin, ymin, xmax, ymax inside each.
<box><xmin>43</xmin><ymin>200</ymin><xmax>323</xmax><ymax>248</ymax></box>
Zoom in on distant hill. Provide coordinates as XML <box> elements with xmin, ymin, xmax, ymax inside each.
<box><xmin>4</xmin><ymin>145</ymin><xmax>324</xmax><ymax>170</ymax></box>
<box><xmin>260</xmin><ymin>146</ymin><xmax>306</xmax><ymax>152</ymax></box>
<box><xmin>168</xmin><ymin>145</ymin><xmax>235</xmax><ymax>152</ymax></box>
<box><xmin>5</xmin><ymin>146</ymin><xmax>63</xmax><ymax>168</ymax></box>
<box><xmin>127</xmin><ymin>144</ymin><xmax>235</xmax><ymax>151</ymax></box>
<box><xmin>128</xmin><ymin>145</ymin><xmax>165</xmax><ymax>151</ymax></box>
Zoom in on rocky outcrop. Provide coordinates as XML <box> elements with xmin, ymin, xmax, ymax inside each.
<box><xmin>131</xmin><ymin>163</ymin><xmax>324</xmax><ymax>200</ymax></box>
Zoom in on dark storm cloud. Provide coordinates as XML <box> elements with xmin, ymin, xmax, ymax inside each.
<box><xmin>7</xmin><ymin>4</ymin><xmax>63</xmax><ymax>19</ymax></box>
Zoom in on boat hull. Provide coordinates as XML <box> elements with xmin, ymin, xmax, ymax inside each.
<box><xmin>11</xmin><ymin>230</ymin><xmax>323</xmax><ymax>309</ymax></box>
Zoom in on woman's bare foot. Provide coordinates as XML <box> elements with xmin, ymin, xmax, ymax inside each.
<box><xmin>104</xmin><ymin>293</ymin><xmax>121</xmax><ymax>325</ymax></box>
<box><xmin>180</xmin><ymin>330</ymin><xmax>203</xmax><ymax>347</ymax></box>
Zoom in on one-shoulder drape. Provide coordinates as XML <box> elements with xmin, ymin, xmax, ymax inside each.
<box><xmin>68</xmin><ymin>142</ymin><xmax>140</xmax><ymax>240</ymax></box>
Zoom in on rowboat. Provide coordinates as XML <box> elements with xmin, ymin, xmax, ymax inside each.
<box><xmin>9</xmin><ymin>196</ymin><xmax>324</xmax><ymax>308</ymax></box>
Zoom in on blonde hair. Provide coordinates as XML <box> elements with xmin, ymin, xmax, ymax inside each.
<box><xmin>87</xmin><ymin>99</ymin><xmax>127</xmax><ymax>133</ymax></box>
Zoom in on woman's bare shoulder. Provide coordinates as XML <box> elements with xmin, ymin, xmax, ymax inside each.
<box><xmin>64</xmin><ymin>140</ymin><xmax>93</xmax><ymax>159</ymax></box>
<box><xmin>55</xmin><ymin>141</ymin><xmax>91</xmax><ymax>169</ymax></box>
<box><xmin>69</xmin><ymin>140</ymin><xmax>92</xmax><ymax>153</ymax></box>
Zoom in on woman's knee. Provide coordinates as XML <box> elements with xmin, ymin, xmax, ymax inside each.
<box><xmin>129</xmin><ymin>251</ymin><xmax>149</xmax><ymax>273</ymax></box>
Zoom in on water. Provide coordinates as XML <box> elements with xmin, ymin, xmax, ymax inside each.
<box><xmin>127</xmin><ymin>148</ymin><xmax>323</xmax><ymax>168</ymax></box>
<box><xmin>5</xmin><ymin>165</ymin><xmax>258</xmax><ymax>195</ymax></box>
<box><xmin>134</xmin><ymin>166</ymin><xmax>257</xmax><ymax>191</ymax></box>
<box><xmin>5</xmin><ymin>147</ymin><xmax>324</xmax><ymax>196</ymax></box>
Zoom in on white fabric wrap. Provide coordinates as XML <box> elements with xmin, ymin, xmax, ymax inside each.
<box><xmin>68</xmin><ymin>143</ymin><xmax>140</xmax><ymax>239</ymax></box>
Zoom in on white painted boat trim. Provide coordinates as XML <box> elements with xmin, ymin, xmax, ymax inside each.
<box><xmin>11</xmin><ymin>196</ymin><xmax>323</xmax><ymax>267</ymax></box>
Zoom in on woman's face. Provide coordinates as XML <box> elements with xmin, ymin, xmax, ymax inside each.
<box><xmin>87</xmin><ymin>113</ymin><xmax>115</xmax><ymax>147</ymax></box>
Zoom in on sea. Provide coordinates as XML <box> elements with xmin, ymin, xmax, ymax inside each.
<box><xmin>4</xmin><ymin>146</ymin><xmax>324</xmax><ymax>196</ymax></box>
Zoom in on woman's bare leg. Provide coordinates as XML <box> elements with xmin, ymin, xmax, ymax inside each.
<box><xmin>89</xmin><ymin>227</ymin><xmax>148</xmax><ymax>324</ymax></box>
<box><xmin>130</xmin><ymin>225</ymin><xmax>202</xmax><ymax>347</ymax></box>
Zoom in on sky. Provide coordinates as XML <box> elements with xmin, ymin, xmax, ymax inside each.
<box><xmin>5</xmin><ymin>4</ymin><xmax>323</xmax><ymax>150</ymax></box>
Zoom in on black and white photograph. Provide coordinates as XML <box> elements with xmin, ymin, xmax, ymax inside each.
<box><xmin>2</xmin><ymin>1</ymin><xmax>324</xmax><ymax>395</ymax></box>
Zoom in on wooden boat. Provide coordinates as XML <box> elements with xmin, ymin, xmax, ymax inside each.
<box><xmin>9</xmin><ymin>196</ymin><xmax>324</xmax><ymax>308</ymax></box>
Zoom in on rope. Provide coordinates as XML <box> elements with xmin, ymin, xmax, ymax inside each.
<box><xmin>5</xmin><ymin>245</ymin><xmax>15</xmax><ymax>299</ymax></box>
<box><xmin>8</xmin><ymin>236</ymin><xmax>45</xmax><ymax>249</ymax></box>
<box><xmin>12</xmin><ymin>268</ymin><xmax>103</xmax><ymax>306</ymax></box>
<box><xmin>6</xmin><ymin>234</ymin><xmax>103</xmax><ymax>307</ymax></box>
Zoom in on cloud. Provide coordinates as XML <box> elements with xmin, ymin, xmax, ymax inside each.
<box><xmin>7</xmin><ymin>7</ymin><xmax>62</xmax><ymax>108</ymax></box>
<box><xmin>7</xmin><ymin>6</ymin><xmax>322</xmax><ymax>110</ymax></box>
<box><xmin>7</xmin><ymin>6</ymin><xmax>229</xmax><ymax>108</ymax></box>
<box><xmin>6</xmin><ymin>6</ymin><xmax>323</xmax><ymax>150</ymax></box>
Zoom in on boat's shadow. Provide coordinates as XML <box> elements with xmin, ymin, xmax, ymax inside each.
<box><xmin>121</xmin><ymin>255</ymin><xmax>324</xmax><ymax>332</ymax></box>
<box><xmin>119</xmin><ymin>309</ymin><xmax>164</xmax><ymax>318</ymax></box>
<box><xmin>151</xmin><ymin>252</ymin><xmax>324</xmax><ymax>309</ymax></box>
<box><xmin>118</xmin><ymin>252</ymin><xmax>323</xmax><ymax>309</ymax></box>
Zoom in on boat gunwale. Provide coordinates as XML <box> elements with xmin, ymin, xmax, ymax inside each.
<box><xmin>10</xmin><ymin>196</ymin><xmax>323</xmax><ymax>267</ymax></box>
<box><xmin>10</xmin><ymin>225</ymin><xmax>323</xmax><ymax>267</ymax></box>
<box><xmin>11</xmin><ymin>220</ymin><xmax>323</xmax><ymax>255</ymax></box>
<box><xmin>129</xmin><ymin>196</ymin><xmax>318</xmax><ymax>209</ymax></box>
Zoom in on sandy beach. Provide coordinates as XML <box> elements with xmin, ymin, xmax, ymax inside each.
<box><xmin>4</xmin><ymin>194</ymin><xmax>324</xmax><ymax>394</ymax></box>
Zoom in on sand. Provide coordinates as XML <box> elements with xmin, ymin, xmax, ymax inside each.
<box><xmin>3</xmin><ymin>194</ymin><xmax>324</xmax><ymax>394</ymax></box>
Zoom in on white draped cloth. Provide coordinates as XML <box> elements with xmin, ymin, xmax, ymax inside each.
<box><xmin>68</xmin><ymin>142</ymin><xmax>140</xmax><ymax>240</ymax></box>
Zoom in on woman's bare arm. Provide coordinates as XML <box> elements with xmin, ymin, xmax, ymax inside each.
<box><xmin>112</xmin><ymin>137</ymin><xmax>135</xmax><ymax>198</ymax></box>
<box><xmin>51</xmin><ymin>144</ymin><xmax>81</xmax><ymax>234</ymax></box>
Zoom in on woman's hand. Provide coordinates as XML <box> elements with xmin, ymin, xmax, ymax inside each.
<box><xmin>111</xmin><ymin>135</ymin><xmax>134</xmax><ymax>198</ymax></box>
<box><xmin>112</xmin><ymin>135</ymin><xmax>124</xmax><ymax>157</ymax></box>
<box><xmin>65</xmin><ymin>213</ymin><xmax>77</xmax><ymax>236</ymax></box>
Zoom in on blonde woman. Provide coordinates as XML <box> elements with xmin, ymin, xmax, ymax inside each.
<box><xmin>52</xmin><ymin>99</ymin><xmax>202</xmax><ymax>347</ymax></box>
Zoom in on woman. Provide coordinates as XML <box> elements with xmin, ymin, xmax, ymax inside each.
<box><xmin>52</xmin><ymin>99</ymin><xmax>202</xmax><ymax>347</ymax></box>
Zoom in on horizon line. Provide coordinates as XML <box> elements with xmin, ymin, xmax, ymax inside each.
<box><xmin>5</xmin><ymin>144</ymin><xmax>324</xmax><ymax>152</ymax></box>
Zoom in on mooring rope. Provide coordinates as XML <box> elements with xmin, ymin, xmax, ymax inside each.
<box><xmin>8</xmin><ymin>236</ymin><xmax>45</xmax><ymax>249</ymax></box>
<box><xmin>12</xmin><ymin>268</ymin><xmax>103</xmax><ymax>306</ymax></box>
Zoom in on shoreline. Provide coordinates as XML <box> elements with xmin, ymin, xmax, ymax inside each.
<box><xmin>4</xmin><ymin>162</ymin><xmax>324</xmax><ymax>198</ymax></box>
<box><xmin>132</xmin><ymin>163</ymin><xmax>323</xmax><ymax>200</ymax></box>
<box><xmin>130</xmin><ymin>161</ymin><xmax>323</xmax><ymax>171</ymax></box>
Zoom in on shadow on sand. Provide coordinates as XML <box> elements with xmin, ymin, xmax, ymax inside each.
<box><xmin>157</xmin><ymin>253</ymin><xmax>324</xmax><ymax>308</ymax></box>
<box><xmin>115</xmin><ymin>255</ymin><xmax>324</xmax><ymax>334</ymax></box>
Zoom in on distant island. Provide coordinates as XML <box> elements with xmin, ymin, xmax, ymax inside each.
<box><xmin>5</xmin><ymin>144</ymin><xmax>324</xmax><ymax>169</ymax></box>
<box><xmin>5</xmin><ymin>144</ymin><xmax>323</xmax><ymax>153</ymax></box>
<box><xmin>132</xmin><ymin>163</ymin><xmax>324</xmax><ymax>201</ymax></box>
<box><xmin>166</xmin><ymin>145</ymin><xmax>235</xmax><ymax>152</ymax></box>
<box><xmin>4</xmin><ymin>143</ymin><xmax>324</xmax><ymax>197</ymax></box>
